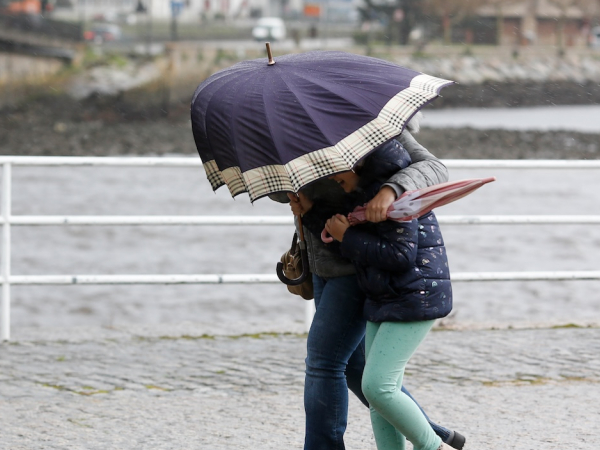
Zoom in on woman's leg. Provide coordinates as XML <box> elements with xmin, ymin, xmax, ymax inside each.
<box><xmin>304</xmin><ymin>274</ymin><xmax>367</xmax><ymax>450</ymax></box>
<box><xmin>362</xmin><ymin>320</ymin><xmax>442</xmax><ymax>450</ymax></box>
<box><xmin>345</xmin><ymin>336</ymin><xmax>368</xmax><ymax>407</ymax></box>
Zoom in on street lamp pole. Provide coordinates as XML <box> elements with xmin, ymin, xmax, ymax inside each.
<box><xmin>170</xmin><ymin>1</ymin><xmax>184</xmax><ymax>41</ymax></box>
<box><xmin>147</xmin><ymin>0</ymin><xmax>153</xmax><ymax>55</ymax></box>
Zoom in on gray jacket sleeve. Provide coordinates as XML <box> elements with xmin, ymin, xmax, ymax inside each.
<box><xmin>383</xmin><ymin>131</ymin><xmax>449</xmax><ymax>195</ymax></box>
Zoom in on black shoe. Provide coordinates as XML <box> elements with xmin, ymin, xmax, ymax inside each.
<box><xmin>446</xmin><ymin>430</ymin><xmax>466</xmax><ymax>450</ymax></box>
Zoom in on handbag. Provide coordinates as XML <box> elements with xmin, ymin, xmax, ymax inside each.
<box><xmin>279</xmin><ymin>232</ymin><xmax>314</xmax><ymax>300</ymax></box>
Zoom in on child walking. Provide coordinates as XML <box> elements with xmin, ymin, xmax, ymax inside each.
<box><xmin>321</xmin><ymin>143</ymin><xmax>454</xmax><ymax>450</ymax></box>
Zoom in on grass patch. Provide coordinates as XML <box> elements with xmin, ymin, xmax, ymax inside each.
<box><xmin>150</xmin><ymin>332</ymin><xmax>307</xmax><ymax>341</ymax></box>
<box><xmin>76</xmin><ymin>389</ymin><xmax>111</xmax><ymax>396</ymax></box>
<box><xmin>41</xmin><ymin>382</ymin><xmax>68</xmax><ymax>391</ymax></box>
<box><xmin>145</xmin><ymin>384</ymin><xmax>171</xmax><ymax>391</ymax></box>
<box><xmin>157</xmin><ymin>334</ymin><xmax>216</xmax><ymax>340</ymax></box>
<box><xmin>39</xmin><ymin>382</ymin><xmax>119</xmax><ymax>395</ymax></box>
<box><xmin>67</xmin><ymin>418</ymin><xmax>92</xmax><ymax>428</ymax></box>
<box><xmin>227</xmin><ymin>332</ymin><xmax>307</xmax><ymax>340</ymax></box>
<box><xmin>551</xmin><ymin>323</ymin><xmax>585</xmax><ymax>329</ymax></box>
<box><xmin>482</xmin><ymin>375</ymin><xmax>598</xmax><ymax>387</ymax></box>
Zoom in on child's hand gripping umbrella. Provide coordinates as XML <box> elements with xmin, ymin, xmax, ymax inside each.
<box><xmin>322</xmin><ymin>177</ymin><xmax>496</xmax><ymax>243</ymax></box>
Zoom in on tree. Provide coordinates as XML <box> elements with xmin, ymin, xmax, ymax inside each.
<box><xmin>482</xmin><ymin>0</ymin><xmax>510</xmax><ymax>45</ymax></box>
<box><xmin>422</xmin><ymin>0</ymin><xmax>486</xmax><ymax>44</ymax></box>
<box><xmin>357</xmin><ymin>0</ymin><xmax>426</xmax><ymax>45</ymax></box>
<box><xmin>547</xmin><ymin>0</ymin><xmax>594</xmax><ymax>52</ymax></box>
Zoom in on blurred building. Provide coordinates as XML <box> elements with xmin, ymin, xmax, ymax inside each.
<box><xmin>472</xmin><ymin>0</ymin><xmax>600</xmax><ymax>47</ymax></box>
<box><xmin>49</xmin><ymin>0</ymin><xmax>308</xmax><ymax>22</ymax></box>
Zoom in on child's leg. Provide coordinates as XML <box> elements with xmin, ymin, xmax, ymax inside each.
<box><xmin>364</xmin><ymin>322</ymin><xmax>406</xmax><ymax>450</ymax></box>
<box><xmin>363</xmin><ymin>320</ymin><xmax>441</xmax><ymax>450</ymax></box>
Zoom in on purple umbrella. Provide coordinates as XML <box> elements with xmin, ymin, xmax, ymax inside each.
<box><xmin>191</xmin><ymin>44</ymin><xmax>454</xmax><ymax>285</ymax></box>
<box><xmin>191</xmin><ymin>45</ymin><xmax>454</xmax><ymax>203</ymax></box>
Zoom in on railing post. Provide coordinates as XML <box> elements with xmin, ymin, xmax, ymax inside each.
<box><xmin>2</xmin><ymin>162</ymin><xmax>11</xmax><ymax>341</ymax></box>
<box><xmin>305</xmin><ymin>300</ymin><xmax>315</xmax><ymax>333</ymax></box>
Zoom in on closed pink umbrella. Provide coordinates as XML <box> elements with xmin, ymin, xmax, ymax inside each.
<box><xmin>322</xmin><ymin>177</ymin><xmax>496</xmax><ymax>243</ymax></box>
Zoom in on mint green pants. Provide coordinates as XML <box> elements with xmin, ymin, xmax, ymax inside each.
<box><xmin>362</xmin><ymin>320</ymin><xmax>441</xmax><ymax>450</ymax></box>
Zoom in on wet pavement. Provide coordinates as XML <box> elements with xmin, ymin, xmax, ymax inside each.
<box><xmin>1</xmin><ymin>324</ymin><xmax>599</xmax><ymax>449</ymax></box>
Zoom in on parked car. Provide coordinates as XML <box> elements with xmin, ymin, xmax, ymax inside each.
<box><xmin>83</xmin><ymin>23</ymin><xmax>122</xmax><ymax>44</ymax></box>
<box><xmin>252</xmin><ymin>17</ymin><xmax>286</xmax><ymax>41</ymax></box>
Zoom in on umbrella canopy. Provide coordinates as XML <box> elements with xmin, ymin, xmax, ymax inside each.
<box><xmin>322</xmin><ymin>177</ymin><xmax>497</xmax><ymax>243</ymax></box>
<box><xmin>191</xmin><ymin>48</ymin><xmax>454</xmax><ymax>202</ymax></box>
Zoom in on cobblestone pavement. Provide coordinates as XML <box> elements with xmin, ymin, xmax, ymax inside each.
<box><xmin>1</xmin><ymin>325</ymin><xmax>599</xmax><ymax>450</ymax></box>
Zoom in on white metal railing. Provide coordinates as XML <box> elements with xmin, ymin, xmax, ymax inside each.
<box><xmin>2</xmin><ymin>156</ymin><xmax>600</xmax><ymax>341</ymax></box>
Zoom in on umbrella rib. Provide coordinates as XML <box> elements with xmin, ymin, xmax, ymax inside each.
<box><xmin>297</xmin><ymin>69</ymin><xmax>385</xmax><ymax>114</ymax></box>
<box><xmin>259</xmin><ymin>70</ymin><xmax>337</xmax><ymax>173</ymax></box>
<box><xmin>198</xmin><ymin>67</ymin><xmax>256</xmax><ymax>155</ymax></box>
<box><xmin>296</xmin><ymin>62</ymin><xmax>415</xmax><ymax>103</ymax></box>
<box><xmin>259</xmin><ymin>74</ymin><xmax>279</xmax><ymax>157</ymax></box>
<box><xmin>255</xmin><ymin>72</ymin><xmax>355</xmax><ymax>196</ymax></box>
<box><xmin>209</xmin><ymin>68</ymin><xmax>261</xmax><ymax>154</ymax></box>
<box><xmin>273</xmin><ymin>71</ymin><xmax>347</xmax><ymax>153</ymax></box>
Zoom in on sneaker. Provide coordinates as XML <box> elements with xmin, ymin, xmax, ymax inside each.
<box><xmin>446</xmin><ymin>430</ymin><xmax>466</xmax><ymax>450</ymax></box>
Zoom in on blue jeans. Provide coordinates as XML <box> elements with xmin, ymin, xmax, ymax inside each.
<box><xmin>304</xmin><ymin>274</ymin><xmax>451</xmax><ymax>450</ymax></box>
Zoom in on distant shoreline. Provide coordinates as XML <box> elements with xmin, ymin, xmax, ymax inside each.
<box><xmin>427</xmin><ymin>80</ymin><xmax>600</xmax><ymax>109</ymax></box>
<box><xmin>416</xmin><ymin>127</ymin><xmax>600</xmax><ymax>160</ymax></box>
<box><xmin>1</xmin><ymin>86</ymin><xmax>599</xmax><ymax>159</ymax></box>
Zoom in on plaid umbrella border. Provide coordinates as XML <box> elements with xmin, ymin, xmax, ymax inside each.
<box><xmin>203</xmin><ymin>73</ymin><xmax>453</xmax><ymax>202</ymax></box>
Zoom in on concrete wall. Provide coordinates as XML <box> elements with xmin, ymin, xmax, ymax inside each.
<box><xmin>0</xmin><ymin>52</ymin><xmax>67</xmax><ymax>108</ymax></box>
<box><xmin>0</xmin><ymin>52</ymin><xmax>66</xmax><ymax>83</ymax></box>
<box><xmin>3</xmin><ymin>41</ymin><xmax>600</xmax><ymax>112</ymax></box>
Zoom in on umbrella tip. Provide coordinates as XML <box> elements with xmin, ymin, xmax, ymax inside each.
<box><xmin>265</xmin><ymin>42</ymin><xmax>275</xmax><ymax>66</ymax></box>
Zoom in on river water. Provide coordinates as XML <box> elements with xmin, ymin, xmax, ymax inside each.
<box><xmin>421</xmin><ymin>104</ymin><xmax>600</xmax><ymax>133</ymax></box>
<box><xmin>5</xmin><ymin>105</ymin><xmax>600</xmax><ymax>336</ymax></box>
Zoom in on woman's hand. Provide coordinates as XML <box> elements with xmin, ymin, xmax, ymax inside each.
<box><xmin>325</xmin><ymin>214</ymin><xmax>350</xmax><ymax>242</ymax></box>
<box><xmin>287</xmin><ymin>191</ymin><xmax>313</xmax><ymax>216</ymax></box>
<box><xmin>364</xmin><ymin>186</ymin><xmax>397</xmax><ymax>222</ymax></box>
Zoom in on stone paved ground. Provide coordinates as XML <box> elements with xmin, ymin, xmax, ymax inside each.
<box><xmin>1</xmin><ymin>325</ymin><xmax>599</xmax><ymax>450</ymax></box>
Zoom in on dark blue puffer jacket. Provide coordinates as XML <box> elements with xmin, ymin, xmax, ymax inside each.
<box><xmin>302</xmin><ymin>140</ymin><xmax>452</xmax><ymax>322</ymax></box>
<box><xmin>340</xmin><ymin>211</ymin><xmax>452</xmax><ymax>323</ymax></box>
<box><xmin>338</xmin><ymin>145</ymin><xmax>452</xmax><ymax>323</ymax></box>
